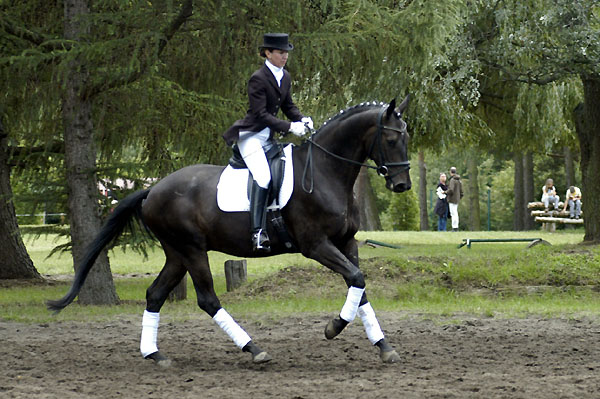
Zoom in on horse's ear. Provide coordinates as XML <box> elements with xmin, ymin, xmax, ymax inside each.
<box><xmin>386</xmin><ymin>98</ymin><xmax>397</xmax><ymax>118</ymax></box>
<box><xmin>396</xmin><ymin>95</ymin><xmax>410</xmax><ymax>115</ymax></box>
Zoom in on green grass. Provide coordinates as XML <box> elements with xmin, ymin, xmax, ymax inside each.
<box><xmin>3</xmin><ymin>230</ymin><xmax>599</xmax><ymax>323</ymax></box>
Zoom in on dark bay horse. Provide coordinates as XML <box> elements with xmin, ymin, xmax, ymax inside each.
<box><xmin>48</xmin><ymin>97</ymin><xmax>411</xmax><ymax>366</ymax></box>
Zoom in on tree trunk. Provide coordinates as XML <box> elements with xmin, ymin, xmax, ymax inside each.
<box><xmin>418</xmin><ymin>151</ymin><xmax>429</xmax><ymax>231</ymax></box>
<box><xmin>0</xmin><ymin>119</ymin><xmax>41</xmax><ymax>280</ymax></box>
<box><xmin>63</xmin><ymin>0</ymin><xmax>118</xmax><ymax>304</ymax></box>
<box><xmin>564</xmin><ymin>146</ymin><xmax>575</xmax><ymax>188</ymax></box>
<box><xmin>523</xmin><ymin>152</ymin><xmax>535</xmax><ymax>230</ymax></box>
<box><xmin>466</xmin><ymin>154</ymin><xmax>481</xmax><ymax>231</ymax></box>
<box><xmin>513</xmin><ymin>152</ymin><xmax>525</xmax><ymax>231</ymax></box>
<box><xmin>167</xmin><ymin>275</ymin><xmax>187</xmax><ymax>301</ymax></box>
<box><xmin>353</xmin><ymin>167</ymin><xmax>381</xmax><ymax>231</ymax></box>
<box><xmin>575</xmin><ymin>75</ymin><xmax>600</xmax><ymax>243</ymax></box>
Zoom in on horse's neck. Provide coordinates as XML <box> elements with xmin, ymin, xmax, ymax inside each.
<box><xmin>307</xmin><ymin>117</ymin><xmax>373</xmax><ymax>189</ymax></box>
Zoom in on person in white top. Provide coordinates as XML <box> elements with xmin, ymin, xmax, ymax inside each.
<box><xmin>541</xmin><ymin>178</ymin><xmax>559</xmax><ymax>211</ymax></box>
<box><xmin>433</xmin><ymin>173</ymin><xmax>449</xmax><ymax>231</ymax></box>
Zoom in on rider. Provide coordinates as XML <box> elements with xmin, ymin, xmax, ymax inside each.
<box><xmin>223</xmin><ymin>33</ymin><xmax>313</xmax><ymax>253</ymax></box>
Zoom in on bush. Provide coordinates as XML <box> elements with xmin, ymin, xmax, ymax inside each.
<box><xmin>369</xmin><ymin>168</ymin><xmax>419</xmax><ymax>231</ymax></box>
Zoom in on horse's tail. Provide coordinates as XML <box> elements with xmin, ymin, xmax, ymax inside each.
<box><xmin>46</xmin><ymin>188</ymin><xmax>151</xmax><ymax>313</ymax></box>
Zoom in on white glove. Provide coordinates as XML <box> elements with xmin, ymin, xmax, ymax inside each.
<box><xmin>301</xmin><ymin>116</ymin><xmax>314</xmax><ymax>130</ymax></box>
<box><xmin>289</xmin><ymin>121</ymin><xmax>307</xmax><ymax>136</ymax></box>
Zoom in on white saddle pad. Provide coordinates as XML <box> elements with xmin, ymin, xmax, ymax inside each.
<box><xmin>217</xmin><ymin>144</ymin><xmax>294</xmax><ymax>212</ymax></box>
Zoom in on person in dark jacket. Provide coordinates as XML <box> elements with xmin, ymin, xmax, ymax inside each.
<box><xmin>446</xmin><ymin>166</ymin><xmax>463</xmax><ymax>232</ymax></box>
<box><xmin>433</xmin><ymin>173</ymin><xmax>449</xmax><ymax>231</ymax></box>
<box><xmin>222</xmin><ymin>33</ymin><xmax>313</xmax><ymax>253</ymax></box>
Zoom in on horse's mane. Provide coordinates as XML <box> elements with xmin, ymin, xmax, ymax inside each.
<box><xmin>315</xmin><ymin>101</ymin><xmax>388</xmax><ymax>135</ymax></box>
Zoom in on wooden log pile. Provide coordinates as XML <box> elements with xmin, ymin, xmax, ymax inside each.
<box><xmin>528</xmin><ymin>201</ymin><xmax>583</xmax><ymax>232</ymax></box>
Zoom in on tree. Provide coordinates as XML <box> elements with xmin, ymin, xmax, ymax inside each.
<box><xmin>354</xmin><ymin>168</ymin><xmax>382</xmax><ymax>231</ymax></box>
<box><xmin>466</xmin><ymin>153</ymin><xmax>481</xmax><ymax>230</ymax></box>
<box><xmin>1</xmin><ymin>0</ymin><xmax>193</xmax><ymax>300</ymax></box>
<box><xmin>0</xmin><ymin>118</ymin><xmax>41</xmax><ymax>280</ymax></box>
<box><xmin>418</xmin><ymin>151</ymin><xmax>429</xmax><ymax>231</ymax></box>
<box><xmin>523</xmin><ymin>152</ymin><xmax>535</xmax><ymax>230</ymax></box>
<box><xmin>62</xmin><ymin>0</ymin><xmax>118</xmax><ymax>304</ymax></box>
<box><xmin>513</xmin><ymin>152</ymin><xmax>525</xmax><ymax>231</ymax></box>
<box><xmin>481</xmin><ymin>0</ymin><xmax>599</xmax><ymax>242</ymax></box>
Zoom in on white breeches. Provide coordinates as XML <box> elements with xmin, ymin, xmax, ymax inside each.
<box><xmin>238</xmin><ymin>128</ymin><xmax>272</xmax><ymax>189</ymax></box>
<box><xmin>449</xmin><ymin>202</ymin><xmax>459</xmax><ymax>229</ymax></box>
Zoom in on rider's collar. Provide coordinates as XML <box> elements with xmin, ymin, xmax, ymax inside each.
<box><xmin>265</xmin><ymin>60</ymin><xmax>283</xmax><ymax>86</ymax></box>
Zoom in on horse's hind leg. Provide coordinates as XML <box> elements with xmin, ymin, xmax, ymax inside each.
<box><xmin>140</xmin><ymin>245</ymin><xmax>187</xmax><ymax>367</ymax></box>
<box><xmin>185</xmin><ymin>247</ymin><xmax>271</xmax><ymax>364</ymax></box>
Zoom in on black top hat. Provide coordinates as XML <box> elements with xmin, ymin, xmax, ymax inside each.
<box><xmin>259</xmin><ymin>33</ymin><xmax>294</xmax><ymax>51</ymax></box>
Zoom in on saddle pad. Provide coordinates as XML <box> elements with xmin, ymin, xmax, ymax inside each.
<box><xmin>217</xmin><ymin>144</ymin><xmax>294</xmax><ymax>212</ymax></box>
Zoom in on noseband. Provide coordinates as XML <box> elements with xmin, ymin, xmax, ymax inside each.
<box><xmin>302</xmin><ymin>105</ymin><xmax>411</xmax><ymax>193</ymax></box>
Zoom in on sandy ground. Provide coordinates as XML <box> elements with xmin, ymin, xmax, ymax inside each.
<box><xmin>1</xmin><ymin>312</ymin><xmax>599</xmax><ymax>398</ymax></box>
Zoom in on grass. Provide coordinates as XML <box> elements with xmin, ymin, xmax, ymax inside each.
<box><xmin>2</xmin><ymin>229</ymin><xmax>599</xmax><ymax>323</ymax></box>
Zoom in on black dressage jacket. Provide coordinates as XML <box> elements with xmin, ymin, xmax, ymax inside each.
<box><xmin>223</xmin><ymin>63</ymin><xmax>304</xmax><ymax>146</ymax></box>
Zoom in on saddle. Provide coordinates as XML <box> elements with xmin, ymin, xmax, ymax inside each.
<box><xmin>226</xmin><ymin>142</ymin><xmax>296</xmax><ymax>251</ymax></box>
<box><xmin>228</xmin><ymin>141</ymin><xmax>286</xmax><ymax>207</ymax></box>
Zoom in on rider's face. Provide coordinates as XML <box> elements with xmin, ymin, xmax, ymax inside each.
<box><xmin>266</xmin><ymin>49</ymin><xmax>288</xmax><ymax>68</ymax></box>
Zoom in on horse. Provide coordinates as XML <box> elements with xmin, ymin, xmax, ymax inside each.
<box><xmin>47</xmin><ymin>96</ymin><xmax>412</xmax><ymax>366</ymax></box>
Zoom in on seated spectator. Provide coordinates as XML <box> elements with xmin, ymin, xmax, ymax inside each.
<box><xmin>563</xmin><ymin>186</ymin><xmax>582</xmax><ymax>219</ymax></box>
<box><xmin>541</xmin><ymin>178</ymin><xmax>560</xmax><ymax>211</ymax></box>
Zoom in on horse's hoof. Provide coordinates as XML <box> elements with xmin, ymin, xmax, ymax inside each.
<box><xmin>146</xmin><ymin>351</ymin><xmax>172</xmax><ymax>368</ymax></box>
<box><xmin>380</xmin><ymin>349</ymin><xmax>400</xmax><ymax>364</ymax></box>
<box><xmin>324</xmin><ymin>316</ymin><xmax>348</xmax><ymax>340</ymax></box>
<box><xmin>252</xmin><ymin>351</ymin><xmax>272</xmax><ymax>364</ymax></box>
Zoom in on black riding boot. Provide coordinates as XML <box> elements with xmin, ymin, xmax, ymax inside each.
<box><xmin>249</xmin><ymin>181</ymin><xmax>271</xmax><ymax>253</ymax></box>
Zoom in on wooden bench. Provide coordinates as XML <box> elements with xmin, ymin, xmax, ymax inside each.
<box><xmin>458</xmin><ymin>238</ymin><xmax>550</xmax><ymax>249</ymax></box>
<box><xmin>528</xmin><ymin>201</ymin><xmax>583</xmax><ymax>232</ymax></box>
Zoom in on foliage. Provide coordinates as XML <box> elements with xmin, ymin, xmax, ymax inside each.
<box><xmin>0</xmin><ymin>0</ymin><xmax>598</xmax><ymax>245</ymax></box>
<box><xmin>368</xmin><ymin>166</ymin><xmax>419</xmax><ymax>231</ymax></box>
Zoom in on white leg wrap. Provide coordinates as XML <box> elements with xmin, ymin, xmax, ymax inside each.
<box><xmin>358</xmin><ymin>302</ymin><xmax>385</xmax><ymax>345</ymax></box>
<box><xmin>339</xmin><ymin>286</ymin><xmax>365</xmax><ymax>322</ymax></box>
<box><xmin>140</xmin><ymin>310</ymin><xmax>160</xmax><ymax>358</ymax></box>
<box><xmin>213</xmin><ymin>308</ymin><xmax>252</xmax><ymax>349</ymax></box>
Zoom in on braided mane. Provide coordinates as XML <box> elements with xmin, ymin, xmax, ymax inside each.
<box><xmin>315</xmin><ymin>101</ymin><xmax>388</xmax><ymax>134</ymax></box>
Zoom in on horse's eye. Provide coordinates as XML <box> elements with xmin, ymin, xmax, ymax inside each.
<box><xmin>386</xmin><ymin>139</ymin><xmax>397</xmax><ymax>147</ymax></box>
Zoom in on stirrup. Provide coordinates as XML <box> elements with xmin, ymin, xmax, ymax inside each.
<box><xmin>252</xmin><ymin>229</ymin><xmax>271</xmax><ymax>253</ymax></box>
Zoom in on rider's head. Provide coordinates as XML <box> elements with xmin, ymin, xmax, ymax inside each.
<box><xmin>259</xmin><ymin>33</ymin><xmax>293</xmax><ymax>68</ymax></box>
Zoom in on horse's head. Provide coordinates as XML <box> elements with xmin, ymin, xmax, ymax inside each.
<box><xmin>368</xmin><ymin>96</ymin><xmax>411</xmax><ymax>193</ymax></box>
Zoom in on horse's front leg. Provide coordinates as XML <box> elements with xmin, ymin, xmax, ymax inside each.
<box><xmin>317</xmin><ymin>238</ymin><xmax>400</xmax><ymax>364</ymax></box>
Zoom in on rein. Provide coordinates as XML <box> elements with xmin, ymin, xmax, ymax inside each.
<box><xmin>301</xmin><ymin>106</ymin><xmax>410</xmax><ymax>193</ymax></box>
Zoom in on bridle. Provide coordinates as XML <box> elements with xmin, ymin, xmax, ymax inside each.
<box><xmin>302</xmin><ymin>106</ymin><xmax>411</xmax><ymax>193</ymax></box>
<box><xmin>368</xmin><ymin>106</ymin><xmax>411</xmax><ymax>178</ymax></box>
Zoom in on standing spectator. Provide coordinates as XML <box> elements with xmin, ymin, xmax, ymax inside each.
<box><xmin>433</xmin><ymin>173</ymin><xmax>449</xmax><ymax>231</ymax></box>
<box><xmin>446</xmin><ymin>167</ymin><xmax>463</xmax><ymax>232</ymax></box>
<box><xmin>563</xmin><ymin>186</ymin><xmax>582</xmax><ymax>219</ymax></box>
<box><xmin>541</xmin><ymin>178</ymin><xmax>560</xmax><ymax>212</ymax></box>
